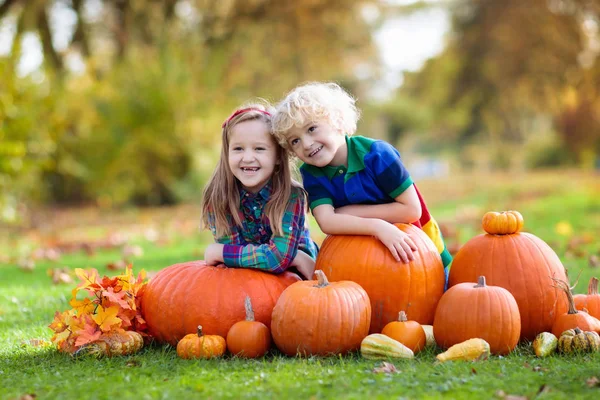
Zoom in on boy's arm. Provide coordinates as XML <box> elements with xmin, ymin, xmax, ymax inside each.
<box><xmin>313</xmin><ymin>204</ymin><xmax>417</xmax><ymax>263</ymax></box>
<box><xmin>334</xmin><ymin>184</ymin><xmax>422</xmax><ymax>224</ymax></box>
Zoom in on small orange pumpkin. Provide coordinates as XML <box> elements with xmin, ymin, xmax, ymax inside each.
<box><xmin>226</xmin><ymin>296</ymin><xmax>271</xmax><ymax>358</ymax></box>
<box><xmin>381</xmin><ymin>311</ymin><xmax>426</xmax><ymax>354</ymax></box>
<box><xmin>551</xmin><ymin>279</ymin><xmax>600</xmax><ymax>337</ymax></box>
<box><xmin>574</xmin><ymin>277</ymin><xmax>600</xmax><ymax>319</ymax></box>
<box><xmin>271</xmin><ymin>270</ymin><xmax>371</xmax><ymax>356</ymax></box>
<box><xmin>434</xmin><ymin>276</ymin><xmax>521</xmax><ymax>355</ymax></box>
<box><xmin>176</xmin><ymin>325</ymin><xmax>226</xmax><ymax>359</ymax></box>
<box><xmin>481</xmin><ymin>211</ymin><xmax>523</xmax><ymax>235</ymax></box>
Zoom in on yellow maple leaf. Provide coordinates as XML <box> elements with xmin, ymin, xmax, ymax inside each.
<box><xmin>69</xmin><ymin>297</ymin><xmax>96</xmax><ymax>315</ymax></box>
<box><xmin>75</xmin><ymin>268</ymin><xmax>101</xmax><ymax>295</ymax></box>
<box><xmin>92</xmin><ymin>305</ymin><xmax>122</xmax><ymax>332</ymax></box>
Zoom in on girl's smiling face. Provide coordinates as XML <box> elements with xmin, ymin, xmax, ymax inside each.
<box><xmin>228</xmin><ymin>119</ymin><xmax>278</xmax><ymax>193</ymax></box>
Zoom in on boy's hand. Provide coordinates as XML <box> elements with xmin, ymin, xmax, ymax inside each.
<box><xmin>291</xmin><ymin>251</ymin><xmax>316</xmax><ymax>280</ymax></box>
<box><xmin>372</xmin><ymin>220</ymin><xmax>417</xmax><ymax>263</ymax></box>
<box><xmin>204</xmin><ymin>243</ymin><xmax>225</xmax><ymax>266</ymax></box>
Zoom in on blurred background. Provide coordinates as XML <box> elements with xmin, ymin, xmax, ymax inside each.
<box><xmin>0</xmin><ymin>0</ymin><xmax>599</xmax><ymax>254</ymax></box>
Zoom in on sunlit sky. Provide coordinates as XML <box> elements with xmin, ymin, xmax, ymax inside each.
<box><xmin>0</xmin><ymin>0</ymin><xmax>449</xmax><ymax>95</ymax></box>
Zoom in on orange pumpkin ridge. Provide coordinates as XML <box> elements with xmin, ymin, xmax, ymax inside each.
<box><xmin>142</xmin><ymin>261</ymin><xmax>300</xmax><ymax>345</ymax></box>
<box><xmin>271</xmin><ymin>270</ymin><xmax>371</xmax><ymax>356</ymax></box>
<box><xmin>434</xmin><ymin>275</ymin><xmax>521</xmax><ymax>355</ymax></box>
<box><xmin>317</xmin><ymin>223</ymin><xmax>444</xmax><ymax>333</ymax></box>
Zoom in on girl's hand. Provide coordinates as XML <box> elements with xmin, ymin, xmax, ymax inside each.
<box><xmin>372</xmin><ymin>220</ymin><xmax>417</xmax><ymax>263</ymax></box>
<box><xmin>204</xmin><ymin>243</ymin><xmax>225</xmax><ymax>266</ymax></box>
<box><xmin>291</xmin><ymin>251</ymin><xmax>316</xmax><ymax>280</ymax></box>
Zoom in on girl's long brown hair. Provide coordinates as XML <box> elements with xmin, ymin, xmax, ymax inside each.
<box><xmin>201</xmin><ymin>103</ymin><xmax>304</xmax><ymax>237</ymax></box>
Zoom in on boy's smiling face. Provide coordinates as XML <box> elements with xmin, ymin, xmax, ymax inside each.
<box><xmin>286</xmin><ymin>119</ymin><xmax>347</xmax><ymax>167</ymax></box>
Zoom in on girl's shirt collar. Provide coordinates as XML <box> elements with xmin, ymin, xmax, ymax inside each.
<box><xmin>239</xmin><ymin>182</ymin><xmax>273</xmax><ymax>201</ymax></box>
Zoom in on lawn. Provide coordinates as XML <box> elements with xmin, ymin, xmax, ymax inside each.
<box><xmin>1</xmin><ymin>169</ymin><xmax>599</xmax><ymax>400</ymax></box>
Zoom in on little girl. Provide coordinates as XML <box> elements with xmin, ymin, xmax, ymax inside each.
<box><xmin>201</xmin><ymin>103</ymin><xmax>318</xmax><ymax>280</ymax></box>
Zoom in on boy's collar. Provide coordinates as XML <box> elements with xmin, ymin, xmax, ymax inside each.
<box><xmin>313</xmin><ymin>135</ymin><xmax>369</xmax><ymax>180</ymax></box>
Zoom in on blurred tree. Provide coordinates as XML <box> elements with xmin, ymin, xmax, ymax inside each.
<box><xmin>398</xmin><ymin>0</ymin><xmax>600</xmax><ymax>166</ymax></box>
<box><xmin>0</xmin><ymin>0</ymin><xmax>383</xmax><ymax>214</ymax></box>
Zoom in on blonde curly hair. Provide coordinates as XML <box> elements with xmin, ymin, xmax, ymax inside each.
<box><xmin>272</xmin><ymin>82</ymin><xmax>361</xmax><ymax>148</ymax></box>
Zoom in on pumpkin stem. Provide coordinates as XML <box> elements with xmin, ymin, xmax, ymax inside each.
<box><xmin>196</xmin><ymin>325</ymin><xmax>204</xmax><ymax>337</ymax></box>
<box><xmin>551</xmin><ymin>278</ymin><xmax>578</xmax><ymax>315</ymax></box>
<box><xmin>314</xmin><ymin>270</ymin><xmax>329</xmax><ymax>288</ymax></box>
<box><xmin>244</xmin><ymin>296</ymin><xmax>255</xmax><ymax>321</ymax></box>
<box><xmin>574</xmin><ymin>327</ymin><xmax>582</xmax><ymax>335</ymax></box>
<box><xmin>398</xmin><ymin>311</ymin><xmax>408</xmax><ymax>322</ymax></box>
<box><xmin>474</xmin><ymin>276</ymin><xmax>487</xmax><ymax>288</ymax></box>
<box><xmin>588</xmin><ymin>277</ymin><xmax>599</xmax><ymax>295</ymax></box>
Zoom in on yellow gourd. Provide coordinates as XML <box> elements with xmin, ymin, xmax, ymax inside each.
<box><xmin>532</xmin><ymin>332</ymin><xmax>558</xmax><ymax>357</ymax></box>
<box><xmin>421</xmin><ymin>325</ymin><xmax>436</xmax><ymax>347</ymax></box>
<box><xmin>360</xmin><ymin>334</ymin><xmax>414</xmax><ymax>360</ymax></box>
<box><xmin>436</xmin><ymin>338</ymin><xmax>490</xmax><ymax>362</ymax></box>
<box><xmin>74</xmin><ymin>331</ymin><xmax>144</xmax><ymax>358</ymax></box>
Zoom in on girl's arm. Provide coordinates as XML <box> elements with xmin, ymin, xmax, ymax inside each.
<box><xmin>312</xmin><ymin>204</ymin><xmax>417</xmax><ymax>264</ymax></box>
<box><xmin>212</xmin><ymin>193</ymin><xmax>310</xmax><ymax>273</ymax></box>
<box><xmin>333</xmin><ymin>184</ymin><xmax>422</xmax><ymax>223</ymax></box>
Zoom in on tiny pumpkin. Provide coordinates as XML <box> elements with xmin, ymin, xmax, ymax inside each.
<box><xmin>574</xmin><ymin>277</ymin><xmax>600</xmax><ymax>319</ymax></box>
<box><xmin>557</xmin><ymin>327</ymin><xmax>600</xmax><ymax>354</ymax></box>
<box><xmin>481</xmin><ymin>210</ymin><xmax>523</xmax><ymax>235</ymax></box>
<box><xmin>177</xmin><ymin>325</ymin><xmax>226</xmax><ymax>359</ymax></box>
<box><xmin>226</xmin><ymin>296</ymin><xmax>271</xmax><ymax>358</ymax></box>
<box><xmin>382</xmin><ymin>311</ymin><xmax>426</xmax><ymax>353</ymax></box>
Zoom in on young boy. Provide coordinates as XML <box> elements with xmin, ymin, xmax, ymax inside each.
<box><xmin>272</xmin><ymin>82</ymin><xmax>452</xmax><ymax>278</ymax></box>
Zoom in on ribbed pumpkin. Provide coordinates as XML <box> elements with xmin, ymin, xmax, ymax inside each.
<box><xmin>574</xmin><ymin>277</ymin><xmax>600</xmax><ymax>319</ymax></box>
<box><xmin>226</xmin><ymin>296</ymin><xmax>271</xmax><ymax>358</ymax></box>
<box><xmin>551</xmin><ymin>278</ymin><xmax>600</xmax><ymax>337</ymax></box>
<box><xmin>557</xmin><ymin>327</ymin><xmax>600</xmax><ymax>354</ymax></box>
<box><xmin>448</xmin><ymin>211</ymin><xmax>569</xmax><ymax>341</ymax></box>
<box><xmin>177</xmin><ymin>325</ymin><xmax>226</xmax><ymax>359</ymax></box>
<box><xmin>316</xmin><ymin>223</ymin><xmax>444</xmax><ymax>333</ymax></box>
<box><xmin>271</xmin><ymin>270</ymin><xmax>371</xmax><ymax>356</ymax></box>
<box><xmin>142</xmin><ymin>261</ymin><xmax>300</xmax><ymax>345</ymax></box>
<box><xmin>433</xmin><ymin>276</ymin><xmax>521</xmax><ymax>355</ymax></box>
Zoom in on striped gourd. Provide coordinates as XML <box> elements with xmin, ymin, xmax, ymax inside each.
<box><xmin>558</xmin><ymin>328</ymin><xmax>600</xmax><ymax>354</ymax></box>
<box><xmin>74</xmin><ymin>331</ymin><xmax>144</xmax><ymax>357</ymax></box>
<box><xmin>360</xmin><ymin>334</ymin><xmax>414</xmax><ymax>360</ymax></box>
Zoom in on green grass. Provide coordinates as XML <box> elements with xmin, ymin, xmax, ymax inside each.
<box><xmin>1</xmin><ymin>170</ymin><xmax>600</xmax><ymax>399</ymax></box>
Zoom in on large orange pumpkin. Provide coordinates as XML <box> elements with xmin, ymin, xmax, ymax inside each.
<box><xmin>448</xmin><ymin>211</ymin><xmax>568</xmax><ymax>341</ymax></box>
<box><xmin>271</xmin><ymin>270</ymin><xmax>371</xmax><ymax>356</ymax></box>
<box><xmin>316</xmin><ymin>223</ymin><xmax>445</xmax><ymax>333</ymax></box>
<box><xmin>142</xmin><ymin>261</ymin><xmax>300</xmax><ymax>345</ymax></box>
<box><xmin>433</xmin><ymin>276</ymin><xmax>521</xmax><ymax>355</ymax></box>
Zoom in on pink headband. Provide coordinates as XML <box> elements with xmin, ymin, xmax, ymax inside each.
<box><xmin>222</xmin><ymin>108</ymin><xmax>272</xmax><ymax>128</ymax></box>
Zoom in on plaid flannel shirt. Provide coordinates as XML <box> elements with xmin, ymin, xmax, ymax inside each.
<box><xmin>207</xmin><ymin>184</ymin><xmax>318</xmax><ymax>273</ymax></box>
